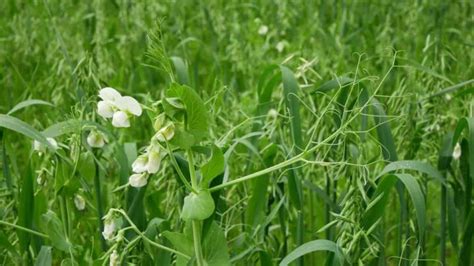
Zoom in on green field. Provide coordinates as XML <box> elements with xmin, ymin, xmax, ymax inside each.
<box><xmin>1</xmin><ymin>1</ymin><xmax>474</xmax><ymax>265</ymax></box>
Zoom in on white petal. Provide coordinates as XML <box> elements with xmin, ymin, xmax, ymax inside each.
<box><xmin>74</xmin><ymin>195</ymin><xmax>86</xmax><ymax>211</ymax></box>
<box><xmin>129</xmin><ymin>173</ymin><xmax>148</xmax><ymax>188</ymax></box>
<box><xmin>155</xmin><ymin>122</ymin><xmax>175</xmax><ymax>142</ymax></box>
<box><xmin>102</xmin><ymin>221</ymin><xmax>116</xmax><ymax>241</ymax></box>
<box><xmin>99</xmin><ymin>87</ymin><xmax>122</xmax><ymax>101</ymax></box>
<box><xmin>110</xmin><ymin>250</ymin><xmax>119</xmax><ymax>266</ymax></box>
<box><xmin>258</xmin><ymin>25</ymin><xmax>268</xmax><ymax>35</ymax></box>
<box><xmin>453</xmin><ymin>143</ymin><xmax>462</xmax><ymax>160</ymax></box>
<box><xmin>98</xmin><ymin>101</ymin><xmax>114</xmax><ymax>118</ymax></box>
<box><xmin>132</xmin><ymin>155</ymin><xmax>148</xmax><ymax>173</ymax></box>
<box><xmin>276</xmin><ymin>41</ymin><xmax>285</xmax><ymax>52</ymax></box>
<box><xmin>46</xmin><ymin>138</ymin><xmax>58</xmax><ymax>150</ymax></box>
<box><xmin>146</xmin><ymin>151</ymin><xmax>161</xmax><ymax>174</ymax></box>
<box><xmin>116</xmin><ymin>96</ymin><xmax>142</xmax><ymax>116</ymax></box>
<box><xmin>87</xmin><ymin>131</ymin><xmax>105</xmax><ymax>148</ymax></box>
<box><xmin>153</xmin><ymin>113</ymin><xmax>166</xmax><ymax>131</ymax></box>
<box><xmin>112</xmin><ymin>111</ymin><xmax>130</xmax><ymax>128</ymax></box>
<box><xmin>33</xmin><ymin>140</ymin><xmax>45</xmax><ymax>153</ymax></box>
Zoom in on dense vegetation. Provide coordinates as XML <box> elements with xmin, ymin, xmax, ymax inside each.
<box><xmin>1</xmin><ymin>1</ymin><xmax>473</xmax><ymax>265</ymax></box>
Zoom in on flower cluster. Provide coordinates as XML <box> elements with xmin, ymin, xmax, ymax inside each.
<box><xmin>128</xmin><ymin>114</ymin><xmax>175</xmax><ymax>188</ymax></box>
<box><xmin>97</xmin><ymin>87</ymin><xmax>142</xmax><ymax>128</ymax></box>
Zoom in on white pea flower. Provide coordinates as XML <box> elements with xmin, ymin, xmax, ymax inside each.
<box><xmin>97</xmin><ymin>87</ymin><xmax>142</xmax><ymax>128</ymax></box>
<box><xmin>154</xmin><ymin>122</ymin><xmax>175</xmax><ymax>142</ymax></box>
<box><xmin>74</xmin><ymin>194</ymin><xmax>86</xmax><ymax>211</ymax></box>
<box><xmin>102</xmin><ymin>219</ymin><xmax>116</xmax><ymax>241</ymax></box>
<box><xmin>129</xmin><ymin>173</ymin><xmax>148</xmax><ymax>188</ymax></box>
<box><xmin>445</xmin><ymin>94</ymin><xmax>452</xmax><ymax>101</ymax></box>
<box><xmin>132</xmin><ymin>148</ymin><xmax>161</xmax><ymax>174</ymax></box>
<box><xmin>87</xmin><ymin>130</ymin><xmax>106</xmax><ymax>148</ymax></box>
<box><xmin>258</xmin><ymin>25</ymin><xmax>268</xmax><ymax>36</ymax></box>
<box><xmin>33</xmin><ymin>137</ymin><xmax>58</xmax><ymax>153</ymax></box>
<box><xmin>109</xmin><ymin>250</ymin><xmax>119</xmax><ymax>266</ymax></box>
<box><xmin>453</xmin><ymin>143</ymin><xmax>461</xmax><ymax>160</ymax></box>
<box><xmin>276</xmin><ymin>41</ymin><xmax>285</xmax><ymax>53</ymax></box>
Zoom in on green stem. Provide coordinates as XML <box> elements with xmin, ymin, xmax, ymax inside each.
<box><xmin>186</xmin><ymin>149</ymin><xmax>205</xmax><ymax>266</ymax></box>
<box><xmin>186</xmin><ymin>149</ymin><xmax>198</xmax><ymax>188</ymax></box>
<box><xmin>209</xmin><ymin>152</ymin><xmax>304</xmax><ymax>192</ymax></box>
<box><xmin>0</xmin><ymin>220</ymin><xmax>49</xmax><ymax>239</ymax></box>
<box><xmin>166</xmin><ymin>142</ymin><xmax>195</xmax><ymax>192</ymax></box>
<box><xmin>111</xmin><ymin>208</ymin><xmax>191</xmax><ymax>259</ymax></box>
<box><xmin>192</xmin><ymin>220</ymin><xmax>205</xmax><ymax>266</ymax></box>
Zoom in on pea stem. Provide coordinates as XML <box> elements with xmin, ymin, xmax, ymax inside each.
<box><xmin>186</xmin><ymin>149</ymin><xmax>205</xmax><ymax>266</ymax></box>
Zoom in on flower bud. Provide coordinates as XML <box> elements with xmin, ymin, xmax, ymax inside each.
<box><xmin>33</xmin><ymin>138</ymin><xmax>58</xmax><ymax>154</ymax></box>
<box><xmin>109</xmin><ymin>250</ymin><xmax>119</xmax><ymax>266</ymax></box>
<box><xmin>102</xmin><ymin>219</ymin><xmax>116</xmax><ymax>241</ymax></box>
<box><xmin>87</xmin><ymin>130</ymin><xmax>106</xmax><ymax>148</ymax></box>
<box><xmin>154</xmin><ymin>122</ymin><xmax>175</xmax><ymax>142</ymax></box>
<box><xmin>74</xmin><ymin>194</ymin><xmax>86</xmax><ymax>211</ymax></box>
<box><xmin>153</xmin><ymin>113</ymin><xmax>166</xmax><ymax>131</ymax></box>
<box><xmin>267</xmin><ymin>108</ymin><xmax>278</xmax><ymax>119</ymax></box>
<box><xmin>258</xmin><ymin>25</ymin><xmax>269</xmax><ymax>36</ymax></box>
<box><xmin>453</xmin><ymin>142</ymin><xmax>461</xmax><ymax>160</ymax></box>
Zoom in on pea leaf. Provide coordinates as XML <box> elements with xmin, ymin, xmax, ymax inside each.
<box><xmin>166</xmin><ymin>83</ymin><xmax>209</xmax><ymax>144</ymax></box>
<box><xmin>35</xmin><ymin>246</ymin><xmax>52</xmax><ymax>266</ymax></box>
<box><xmin>181</xmin><ymin>190</ymin><xmax>215</xmax><ymax>221</ymax></box>
<box><xmin>171</xmin><ymin>56</ymin><xmax>190</xmax><ymax>86</ymax></box>
<box><xmin>202</xmin><ymin>222</ymin><xmax>231</xmax><ymax>266</ymax></box>
<box><xmin>40</xmin><ymin>211</ymin><xmax>73</xmax><ymax>252</ymax></box>
<box><xmin>161</xmin><ymin>231</ymin><xmax>193</xmax><ymax>257</ymax></box>
<box><xmin>200</xmin><ymin>144</ymin><xmax>224</xmax><ymax>188</ymax></box>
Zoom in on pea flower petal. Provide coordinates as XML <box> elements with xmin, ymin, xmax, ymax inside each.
<box><xmin>146</xmin><ymin>151</ymin><xmax>161</xmax><ymax>174</ymax></box>
<box><xmin>154</xmin><ymin>122</ymin><xmax>175</xmax><ymax>142</ymax></box>
<box><xmin>112</xmin><ymin>111</ymin><xmax>130</xmax><ymax>128</ymax></box>
<box><xmin>132</xmin><ymin>155</ymin><xmax>148</xmax><ymax>173</ymax></box>
<box><xmin>129</xmin><ymin>173</ymin><xmax>148</xmax><ymax>188</ymax></box>
<box><xmin>453</xmin><ymin>143</ymin><xmax>461</xmax><ymax>160</ymax></box>
<box><xmin>102</xmin><ymin>219</ymin><xmax>116</xmax><ymax>241</ymax></box>
<box><xmin>99</xmin><ymin>87</ymin><xmax>122</xmax><ymax>101</ymax></box>
<box><xmin>109</xmin><ymin>250</ymin><xmax>119</xmax><ymax>266</ymax></box>
<box><xmin>116</xmin><ymin>96</ymin><xmax>142</xmax><ymax>116</ymax></box>
<box><xmin>97</xmin><ymin>101</ymin><xmax>115</xmax><ymax>118</ymax></box>
<box><xmin>74</xmin><ymin>194</ymin><xmax>86</xmax><ymax>211</ymax></box>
